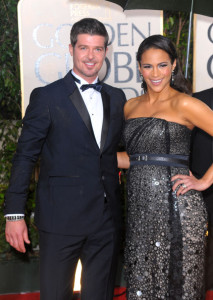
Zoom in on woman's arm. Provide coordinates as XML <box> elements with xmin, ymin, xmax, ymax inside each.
<box><xmin>172</xmin><ymin>166</ymin><xmax>213</xmax><ymax>196</ymax></box>
<box><xmin>172</xmin><ymin>95</ymin><xmax>213</xmax><ymax>195</ymax></box>
<box><xmin>117</xmin><ymin>151</ymin><xmax>130</xmax><ymax>169</ymax></box>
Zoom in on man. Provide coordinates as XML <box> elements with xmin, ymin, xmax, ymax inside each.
<box><xmin>190</xmin><ymin>87</ymin><xmax>213</xmax><ymax>292</ymax></box>
<box><xmin>4</xmin><ymin>18</ymin><xmax>126</xmax><ymax>300</ymax></box>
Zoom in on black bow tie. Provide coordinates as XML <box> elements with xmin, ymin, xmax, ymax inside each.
<box><xmin>71</xmin><ymin>72</ymin><xmax>102</xmax><ymax>92</ymax></box>
<box><xmin>80</xmin><ymin>83</ymin><xmax>102</xmax><ymax>92</ymax></box>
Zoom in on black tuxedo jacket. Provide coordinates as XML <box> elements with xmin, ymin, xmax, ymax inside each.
<box><xmin>4</xmin><ymin>72</ymin><xmax>126</xmax><ymax>235</ymax></box>
<box><xmin>190</xmin><ymin>87</ymin><xmax>213</xmax><ymax>209</ymax></box>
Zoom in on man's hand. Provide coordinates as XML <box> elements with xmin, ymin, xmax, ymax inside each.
<box><xmin>5</xmin><ymin>220</ymin><xmax>30</xmax><ymax>253</ymax></box>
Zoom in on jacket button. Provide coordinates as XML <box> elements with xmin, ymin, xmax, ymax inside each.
<box><xmin>102</xmin><ymin>175</ymin><xmax>105</xmax><ymax>180</ymax></box>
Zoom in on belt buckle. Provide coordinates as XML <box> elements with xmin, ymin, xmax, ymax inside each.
<box><xmin>141</xmin><ymin>154</ymin><xmax>148</xmax><ymax>161</ymax></box>
<box><xmin>136</xmin><ymin>154</ymin><xmax>148</xmax><ymax>161</ymax></box>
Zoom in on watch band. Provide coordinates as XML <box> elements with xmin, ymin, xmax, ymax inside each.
<box><xmin>5</xmin><ymin>215</ymin><xmax>24</xmax><ymax>222</ymax></box>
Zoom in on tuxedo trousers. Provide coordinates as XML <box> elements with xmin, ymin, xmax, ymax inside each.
<box><xmin>39</xmin><ymin>201</ymin><xmax>120</xmax><ymax>300</ymax></box>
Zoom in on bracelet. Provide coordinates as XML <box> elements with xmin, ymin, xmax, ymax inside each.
<box><xmin>5</xmin><ymin>215</ymin><xmax>24</xmax><ymax>222</ymax></box>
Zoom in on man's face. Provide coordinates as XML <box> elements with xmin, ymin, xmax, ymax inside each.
<box><xmin>69</xmin><ymin>34</ymin><xmax>107</xmax><ymax>83</ymax></box>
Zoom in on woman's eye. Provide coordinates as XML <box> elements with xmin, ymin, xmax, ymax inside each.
<box><xmin>143</xmin><ymin>65</ymin><xmax>151</xmax><ymax>69</ymax></box>
<box><xmin>159</xmin><ymin>64</ymin><xmax>168</xmax><ymax>68</ymax></box>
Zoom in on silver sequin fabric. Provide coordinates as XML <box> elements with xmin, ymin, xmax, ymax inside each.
<box><xmin>123</xmin><ymin>117</ymin><xmax>207</xmax><ymax>300</ymax></box>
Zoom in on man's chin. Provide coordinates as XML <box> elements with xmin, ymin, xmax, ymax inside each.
<box><xmin>82</xmin><ymin>71</ymin><xmax>99</xmax><ymax>80</ymax></box>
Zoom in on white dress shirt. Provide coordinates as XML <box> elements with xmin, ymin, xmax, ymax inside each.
<box><xmin>72</xmin><ymin>71</ymin><xmax>103</xmax><ymax>148</ymax></box>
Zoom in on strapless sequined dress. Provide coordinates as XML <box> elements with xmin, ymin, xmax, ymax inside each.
<box><xmin>123</xmin><ymin>117</ymin><xmax>207</xmax><ymax>300</ymax></box>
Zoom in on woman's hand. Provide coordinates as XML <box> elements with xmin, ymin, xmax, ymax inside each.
<box><xmin>171</xmin><ymin>171</ymin><xmax>209</xmax><ymax>196</ymax></box>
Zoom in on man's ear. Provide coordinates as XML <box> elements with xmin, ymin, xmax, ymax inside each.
<box><xmin>69</xmin><ymin>44</ymin><xmax>73</xmax><ymax>56</ymax></box>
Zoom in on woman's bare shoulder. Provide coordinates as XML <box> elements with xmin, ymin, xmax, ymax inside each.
<box><xmin>171</xmin><ymin>91</ymin><xmax>213</xmax><ymax>127</ymax></box>
<box><xmin>124</xmin><ymin>95</ymin><xmax>144</xmax><ymax>117</ymax></box>
<box><xmin>126</xmin><ymin>95</ymin><xmax>142</xmax><ymax>104</ymax></box>
<box><xmin>172</xmin><ymin>92</ymin><xmax>197</xmax><ymax>109</ymax></box>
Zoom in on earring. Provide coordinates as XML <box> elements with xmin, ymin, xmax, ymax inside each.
<box><xmin>140</xmin><ymin>73</ymin><xmax>144</xmax><ymax>88</ymax></box>
<box><xmin>171</xmin><ymin>70</ymin><xmax>175</xmax><ymax>85</ymax></box>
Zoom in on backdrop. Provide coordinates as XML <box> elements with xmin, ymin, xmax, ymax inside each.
<box><xmin>194</xmin><ymin>15</ymin><xmax>213</xmax><ymax>92</ymax></box>
<box><xmin>18</xmin><ymin>0</ymin><xmax>162</xmax><ymax>115</ymax></box>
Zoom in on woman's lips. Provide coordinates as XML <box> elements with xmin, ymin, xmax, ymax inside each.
<box><xmin>150</xmin><ymin>79</ymin><xmax>163</xmax><ymax>85</ymax></box>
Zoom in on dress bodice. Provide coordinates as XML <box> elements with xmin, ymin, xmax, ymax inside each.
<box><xmin>123</xmin><ymin>117</ymin><xmax>191</xmax><ymax>156</ymax></box>
<box><xmin>123</xmin><ymin>117</ymin><xmax>207</xmax><ymax>300</ymax></box>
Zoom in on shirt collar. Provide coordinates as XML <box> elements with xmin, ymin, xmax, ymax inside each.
<box><xmin>71</xmin><ymin>70</ymin><xmax>98</xmax><ymax>85</ymax></box>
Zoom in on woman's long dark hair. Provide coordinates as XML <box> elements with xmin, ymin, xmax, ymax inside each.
<box><xmin>137</xmin><ymin>35</ymin><xmax>192</xmax><ymax>95</ymax></box>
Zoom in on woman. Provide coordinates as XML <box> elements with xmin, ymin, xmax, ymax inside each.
<box><xmin>118</xmin><ymin>35</ymin><xmax>213</xmax><ymax>299</ymax></box>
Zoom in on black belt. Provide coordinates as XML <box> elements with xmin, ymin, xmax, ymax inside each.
<box><xmin>130</xmin><ymin>153</ymin><xmax>189</xmax><ymax>168</ymax></box>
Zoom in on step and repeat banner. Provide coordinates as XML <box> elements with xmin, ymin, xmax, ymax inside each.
<box><xmin>18</xmin><ymin>0</ymin><xmax>162</xmax><ymax>115</ymax></box>
<box><xmin>17</xmin><ymin>0</ymin><xmax>212</xmax><ymax>291</ymax></box>
<box><xmin>193</xmin><ymin>15</ymin><xmax>213</xmax><ymax>92</ymax></box>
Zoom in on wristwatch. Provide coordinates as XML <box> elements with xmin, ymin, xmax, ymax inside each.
<box><xmin>5</xmin><ymin>215</ymin><xmax>24</xmax><ymax>221</ymax></box>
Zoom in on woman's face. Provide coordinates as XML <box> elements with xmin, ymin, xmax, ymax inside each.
<box><xmin>139</xmin><ymin>48</ymin><xmax>176</xmax><ymax>93</ymax></box>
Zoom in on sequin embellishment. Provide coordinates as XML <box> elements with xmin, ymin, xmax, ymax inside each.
<box><xmin>123</xmin><ymin>118</ymin><xmax>207</xmax><ymax>300</ymax></box>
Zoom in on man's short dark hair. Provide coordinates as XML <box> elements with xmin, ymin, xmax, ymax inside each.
<box><xmin>70</xmin><ymin>18</ymin><xmax>109</xmax><ymax>49</ymax></box>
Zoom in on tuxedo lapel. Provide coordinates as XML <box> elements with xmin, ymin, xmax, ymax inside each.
<box><xmin>100</xmin><ymin>90</ymin><xmax>110</xmax><ymax>153</ymax></box>
<box><xmin>64</xmin><ymin>72</ymin><xmax>110</xmax><ymax>152</ymax></box>
<box><xmin>69</xmin><ymin>88</ymin><xmax>96</xmax><ymax>143</ymax></box>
